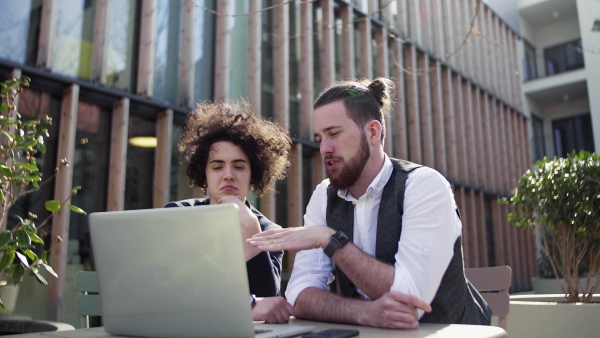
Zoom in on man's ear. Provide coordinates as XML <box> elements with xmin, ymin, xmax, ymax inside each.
<box><xmin>365</xmin><ymin>120</ymin><xmax>383</xmax><ymax>143</ymax></box>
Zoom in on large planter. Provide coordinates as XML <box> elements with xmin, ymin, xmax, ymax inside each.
<box><xmin>508</xmin><ymin>294</ymin><xmax>600</xmax><ymax>338</ymax></box>
<box><xmin>531</xmin><ymin>276</ymin><xmax>597</xmax><ymax>294</ymax></box>
<box><xmin>0</xmin><ymin>319</ymin><xmax>74</xmax><ymax>335</ymax></box>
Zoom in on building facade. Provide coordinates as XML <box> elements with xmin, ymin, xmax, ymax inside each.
<box><xmin>518</xmin><ymin>0</ymin><xmax>599</xmax><ymax>160</ymax></box>
<box><xmin>0</xmin><ymin>0</ymin><xmax>536</xmax><ymax>325</ymax></box>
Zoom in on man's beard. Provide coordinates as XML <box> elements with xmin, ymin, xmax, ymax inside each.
<box><xmin>328</xmin><ymin>133</ymin><xmax>370</xmax><ymax>190</ymax></box>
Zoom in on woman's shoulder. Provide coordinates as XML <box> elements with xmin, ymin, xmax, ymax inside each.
<box><xmin>248</xmin><ymin>204</ymin><xmax>282</xmax><ymax>231</ymax></box>
<box><xmin>164</xmin><ymin>198</ymin><xmax>209</xmax><ymax>208</ymax></box>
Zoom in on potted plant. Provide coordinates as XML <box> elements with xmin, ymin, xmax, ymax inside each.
<box><xmin>0</xmin><ymin>77</ymin><xmax>85</xmax><ymax>321</ymax></box>
<box><xmin>502</xmin><ymin>151</ymin><xmax>600</xmax><ymax>338</ymax></box>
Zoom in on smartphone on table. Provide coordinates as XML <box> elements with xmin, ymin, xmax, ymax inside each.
<box><xmin>302</xmin><ymin>328</ymin><xmax>360</xmax><ymax>338</ymax></box>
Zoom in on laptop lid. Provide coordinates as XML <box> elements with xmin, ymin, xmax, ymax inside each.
<box><xmin>89</xmin><ymin>205</ymin><xmax>314</xmax><ymax>338</ymax></box>
<box><xmin>90</xmin><ymin>204</ymin><xmax>257</xmax><ymax>338</ymax></box>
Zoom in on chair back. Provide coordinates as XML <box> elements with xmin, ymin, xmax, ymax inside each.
<box><xmin>74</xmin><ymin>271</ymin><xmax>101</xmax><ymax>328</ymax></box>
<box><xmin>465</xmin><ymin>266</ymin><xmax>512</xmax><ymax>330</ymax></box>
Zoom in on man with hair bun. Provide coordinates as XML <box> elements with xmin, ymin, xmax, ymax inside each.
<box><xmin>249</xmin><ymin>78</ymin><xmax>491</xmax><ymax>328</ymax></box>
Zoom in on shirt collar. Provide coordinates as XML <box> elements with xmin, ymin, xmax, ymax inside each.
<box><xmin>337</xmin><ymin>154</ymin><xmax>394</xmax><ymax>201</ymax></box>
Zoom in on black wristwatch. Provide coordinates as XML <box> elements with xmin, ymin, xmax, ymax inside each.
<box><xmin>324</xmin><ymin>230</ymin><xmax>350</xmax><ymax>258</ymax></box>
<box><xmin>250</xmin><ymin>294</ymin><xmax>256</xmax><ymax>308</ymax></box>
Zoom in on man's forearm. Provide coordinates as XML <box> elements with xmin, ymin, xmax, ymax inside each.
<box><xmin>331</xmin><ymin>243</ymin><xmax>394</xmax><ymax>300</ymax></box>
<box><xmin>294</xmin><ymin>287</ymin><xmax>370</xmax><ymax>325</ymax></box>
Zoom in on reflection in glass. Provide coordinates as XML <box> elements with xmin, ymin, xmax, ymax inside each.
<box><xmin>193</xmin><ymin>1</ymin><xmax>215</xmax><ymax>103</ymax></box>
<box><xmin>125</xmin><ymin>116</ymin><xmax>156</xmax><ymax>210</ymax></box>
<box><xmin>105</xmin><ymin>0</ymin><xmax>137</xmax><ymax>90</ymax></box>
<box><xmin>70</xmin><ymin>101</ymin><xmax>110</xmax><ymax>266</ymax></box>
<box><xmin>0</xmin><ymin>0</ymin><xmax>41</xmax><ymax>64</ymax></box>
<box><xmin>53</xmin><ymin>0</ymin><xmax>96</xmax><ymax>79</ymax></box>
<box><xmin>153</xmin><ymin>0</ymin><xmax>182</xmax><ymax>104</ymax></box>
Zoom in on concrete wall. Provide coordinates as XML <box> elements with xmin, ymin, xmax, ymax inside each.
<box><xmin>577</xmin><ymin>0</ymin><xmax>600</xmax><ymax>152</ymax></box>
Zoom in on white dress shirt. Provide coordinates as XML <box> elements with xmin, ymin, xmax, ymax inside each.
<box><xmin>285</xmin><ymin>155</ymin><xmax>462</xmax><ymax>319</ymax></box>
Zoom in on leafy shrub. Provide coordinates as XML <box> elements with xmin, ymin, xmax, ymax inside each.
<box><xmin>0</xmin><ymin>77</ymin><xmax>85</xmax><ymax>310</ymax></box>
<box><xmin>503</xmin><ymin>151</ymin><xmax>600</xmax><ymax>302</ymax></box>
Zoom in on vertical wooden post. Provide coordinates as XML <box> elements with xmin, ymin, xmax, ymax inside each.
<box><xmin>321</xmin><ymin>0</ymin><xmax>335</xmax><ymax>87</ymax></box>
<box><xmin>392</xmin><ymin>41</ymin><xmax>408</xmax><ymax>160</ymax></box>
<box><xmin>248</xmin><ymin>0</ymin><xmax>262</xmax><ymax>115</ymax></box>
<box><xmin>442</xmin><ymin>69</ymin><xmax>457</xmax><ymax>181</ymax></box>
<box><xmin>178</xmin><ymin>0</ymin><xmax>195</xmax><ymax>107</ymax></box>
<box><xmin>287</xmin><ymin>143</ymin><xmax>303</xmax><ymax>267</ymax></box>
<box><xmin>418</xmin><ymin>54</ymin><xmax>434</xmax><ymax>168</ymax></box>
<box><xmin>431</xmin><ymin>62</ymin><xmax>447</xmax><ymax>175</ymax></box>
<box><xmin>405</xmin><ymin>46</ymin><xmax>421</xmax><ymax>163</ymax></box>
<box><xmin>375</xmin><ymin>27</ymin><xmax>392</xmax><ymax>155</ymax></box>
<box><xmin>359</xmin><ymin>17</ymin><xmax>373</xmax><ymax>79</ymax></box>
<box><xmin>153</xmin><ymin>109</ymin><xmax>173</xmax><ymax>208</ymax></box>
<box><xmin>37</xmin><ymin>0</ymin><xmax>58</xmax><ymax>70</ymax></box>
<box><xmin>300</xmin><ymin>0</ymin><xmax>314</xmax><ymax>140</ymax></box>
<box><xmin>91</xmin><ymin>0</ymin><xmax>109</xmax><ymax>83</ymax></box>
<box><xmin>47</xmin><ymin>84</ymin><xmax>79</xmax><ymax>322</ymax></box>
<box><xmin>214</xmin><ymin>0</ymin><xmax>232</xmax><ymax>101</ymax></box>
<box><xmin>274</xmin><ymin>0</ymin><xmax>289</xmax><ymax>128</ymax></box>
<box><xmin>137</xmin><ymin>0</ymin><xmax>157</xmax><ymax>97</ymax></box>
<box><xmin>107</xmin><ymin>98</ymin><xmax>129</xmax><ymax>211</ymax></box>
<box><xmin>340</xmin><ymin>5</ymin><xmax>355</xmax><ymax>80</ymax></box>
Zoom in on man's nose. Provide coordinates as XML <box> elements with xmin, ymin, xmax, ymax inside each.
<box><xmin>320</xmin><ymin>139</ymin><xmax>333</xmax><ymax>156</ymax></box>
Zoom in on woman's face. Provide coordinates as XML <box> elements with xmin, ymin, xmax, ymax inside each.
<box><xmin>205</xmin><ymin>141</ymin><xmax>252</xmax><ymax>204</ymax></box>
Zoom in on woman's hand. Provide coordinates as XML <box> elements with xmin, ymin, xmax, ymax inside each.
<box><xmin>252</xmin><ymin>297</ymin><xmax>294</xmax><ymax>323</ymax></box>
<box><xmin>218</xmin><ymin>195</ymin><xmax>263</xmax><ymax>261</ymax></box>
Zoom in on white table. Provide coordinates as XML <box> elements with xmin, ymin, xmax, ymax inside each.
<box><xmin>4</xmin><ymin>318</ymin><xmax>506</xmax><ymax>338</ymax></box>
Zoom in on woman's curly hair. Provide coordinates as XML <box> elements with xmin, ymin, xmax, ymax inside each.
<box><xmin>179</xmin><ymin>101</ymin><xmax>292</xmax><ymax>197</ymax></box>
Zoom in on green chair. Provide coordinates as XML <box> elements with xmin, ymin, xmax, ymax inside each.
<box><xmin>74</xmin><ymin>271</ymin><xmax>101</xmax><ymax>329</ymax></box>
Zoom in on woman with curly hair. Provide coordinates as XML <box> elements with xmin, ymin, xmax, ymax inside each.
<box><xmin>165</xmin><ymin>101</ymin><xmax>293</xmax><ymax>323</ymax></box>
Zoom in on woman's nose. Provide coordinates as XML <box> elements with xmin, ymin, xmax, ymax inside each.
<box><xmin>223</xmin><ymin>167</ymin><xmax>234</xmax><ymax>180</ymax></box>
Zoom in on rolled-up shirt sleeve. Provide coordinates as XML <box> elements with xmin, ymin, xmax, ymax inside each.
<box><xmin>285</xmin><ymin>180</ymin><xmax>334</xmax><ymax>306</ymax></box>
<box><xmin>390</xmin><ymin>168</ymin><xmax>462</xmax><ymax>318</ymax></box>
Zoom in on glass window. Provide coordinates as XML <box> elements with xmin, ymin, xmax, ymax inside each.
<box><xmin>523</xmin><ymin>42</ymin><xmax>538</xmax><ymax>81</ymax></box>
<box><xmin>531</xmin><ymin>115</ymin><xmax>546</xmax><ymax>161</ymax></box>
<box><xmin>70</xmin><ymin>101</ymin><xmax>110</xmax><ymax>266</ymax></box>
<box><xmin>552</xmin><ymin>114</ymin><xmax>595</xmax><ymax>157</ymax></box>
<box><xmin>544</xmin><ymin>39</ymin><xmax>584</xmax><ymax>76</ymax></box>
<box><xmin>153</xmin><ymin>0</ymin><xmax>182</xmax><ymax>104</ymax></box>
<box><xmin>193</xmin><ymin>0</ymin><xmax>215</xmax><ymax>103</ymax></box>
<box><xmin>124</xmin><ymin>116</ymin><xmax>156</xmax><ymax>210</ymax></box>
<box><xmin>53</xmin><ymin>0</ymin><xmax>97</xmax><ymax>80</ymax></box>
<box><xmin>0</xmin><ymin>0</ymin><xmax>41</xmax><ymax>65</ymax></box>
<box><xmin>105</xmin><ymin>0</ymin><xmax>138</xmax><ymax>91</ymax></box>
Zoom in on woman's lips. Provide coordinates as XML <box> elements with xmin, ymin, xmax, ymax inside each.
<box><xmin>220</xmin><ymin>185</ymin><xmax>237</xmax><ymax>191</ymax></box>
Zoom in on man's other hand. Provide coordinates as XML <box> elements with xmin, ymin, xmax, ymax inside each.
<box><xmin>360</xmin><ymin>291</ymin><xmax>432</xmax><ymax>329</ymax></box>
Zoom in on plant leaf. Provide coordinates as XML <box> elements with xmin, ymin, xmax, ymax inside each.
<box><xmin>22</xmin><ymin>249</ymin><xmax>37</xmax><ymax>261</ymax></box>
<box><xmin>15</xmin><ymin>251</ymin><xmax>29</xmax><ymax>268</ymax></box>
<box><xmin>0</xmin><ymin>251</ymin><xmax>15</xmax><ymax>271</ymax></box>
<box><xmin>0</xmin><ymin>231</ymin><xmax>12</xmax><ymax>247</ymax></box>
<box><xmin>34</xmin><ymin>271</ymin><xmax>48</xmax><ymax>285</ymax></box>
<box><xmin>0</xmin><ymin>131</ymin><xmax>13</xmax><ymax>143</ymax></box>
<box><xmin>68</xmin><ymin>204</ymin><xmax>86</xmax><ymax>215</ymax></box>
<box><xmin>11</xmin><ymin>263</ymin><xmax>24</xmax><ymax>284</ymax></box>
<box><xmin>45</xmin><ymin>200</ymin><xmax>60</xmax><ymax>213</ymax></box>
<box><xmin>14</xmin><ymin>161</ymin><xmax>38</xmax><ymax>172</ymax></box>
<box><xmin>0</xmin><ymin>164</ymin><xmax>12</xmax><ymax>177</ymax></box>
<box><xmin>17</xmin><ymin>228</ymin><xmax>31</xmax><ymax>247</ymax></box>
<box><xmin>43</xmin><ymin>263</ymin><xmax>58</xmax><ymax>278</ymax></box>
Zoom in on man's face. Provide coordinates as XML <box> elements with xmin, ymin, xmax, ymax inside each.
<box><xmin>313</xmin><ymin>101</ymin><xmax>370</xmax><ymax>190</ymax></box>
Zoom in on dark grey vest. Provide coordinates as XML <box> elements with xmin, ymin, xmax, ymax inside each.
<box><xmin>326</xmin><ymin>158</ymin><xmax>492</xmax><ymax>325</ymax></box>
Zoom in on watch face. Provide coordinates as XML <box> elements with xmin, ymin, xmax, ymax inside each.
<box><xmin>335</xmin><ymin>231</ymin><xmax>349</xmax><ymax>244</ymax></box>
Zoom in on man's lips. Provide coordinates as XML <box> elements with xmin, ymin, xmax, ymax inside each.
<box><xmin>324</xmin><ymin>158</ymin><xmax>341</xmax><ymax>170</ymax></box>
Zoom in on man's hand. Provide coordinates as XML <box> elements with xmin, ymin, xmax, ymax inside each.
<box><xmin>247</xmin><ymin>227</ymin><xmax>335</xmax><ymax>253</ymax></box>
<box><xmin>252</xmin><ymin>297</ymin><xmax>294</xmax><ymax>324</ymax></box>
<box><xmin>360</xmin><ymin>291</ymin><xmax>432</xmax><ymax>329</ymax></box>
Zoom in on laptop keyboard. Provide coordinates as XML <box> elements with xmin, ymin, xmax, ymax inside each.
<box><xmin>255</xmin><ymin>328</ymin><xmax>274</xmax><ymax>334</ymax></box>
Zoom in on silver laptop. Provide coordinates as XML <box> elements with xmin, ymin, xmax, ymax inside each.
<box><xmin>89</xmin><ymin>204</ymin><xmax>314</xmax><ymax>338</ymax></box>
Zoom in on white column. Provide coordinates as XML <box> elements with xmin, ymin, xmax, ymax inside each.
<box><xmin>137</xmin><ymin>0</ymin><xmax>157</xmax><ymax>96</ymax></box>
<box><xmin>37</xmin><ymin>0</ymin><xmax>58</xmax><ymax>69</ymax></box>
<box><xmin>214</xmin><ymin>0</ymin><xmax>232</xmax><ymax>101</ymax></box>
<box><xmin>178</xmin><ymin>0</ymin><xmax>195</xmax><ymax>107</ymax></box>
<box><xmin>91</xmin><ymin>0</ymin><xmax>109</xmax><ymax>83</ymax></box>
